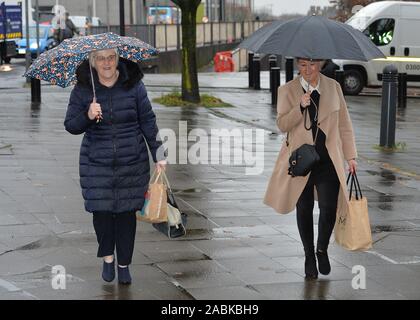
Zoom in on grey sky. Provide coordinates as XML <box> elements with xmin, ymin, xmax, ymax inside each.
<box><xmin>254</xmin><ymin>0</ymin><xmax>332</xmax><ymax>15</ymax></box>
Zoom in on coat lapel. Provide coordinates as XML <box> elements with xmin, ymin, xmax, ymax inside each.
<box><xmin>317</xmin><ymin>74</ymin><xmax>340</xmax><ymax>124</ymax></box>
<box><xmin>288</xmin><ymin>75</ymin><xmax>339</xmax><ymax>125</ymax></box>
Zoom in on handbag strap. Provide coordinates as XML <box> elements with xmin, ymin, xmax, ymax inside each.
<box><xmin>150</xmin><ymin>169</ymin><xmax>162</xmax><ymax>184</ymax></box>
<box><xmin>286</xmin><ymin>95</ymin><xmax>320</xmax><ymax>156</ymax></box>
<box><xmin>353</xmin><ymin>172</ymin><xmax>363</xmax><ymax>199</ymax></box>
<box><xmin>347</xmin><ymin>172</ymin><xmax>362</xmax><ymax>201</ymax></box>
<box><xmin>305</xmin><ymin>94</ymin><xmax>320</xmax><ymax>144</ymax></box>
<box><xmin>347</xmin><ymin>173</ymin><xmax>356</xmax><ymax>200</ymax></box>
<box><xmin>160</xmin><ymin>170</ymin><xmax>171</xmax><ymax>191</ymax></box>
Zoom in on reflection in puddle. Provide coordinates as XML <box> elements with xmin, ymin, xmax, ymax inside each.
<box><xmin>303</xmin><ymin>279</ymin><xmax>331</xmax><ymax>300</ymax></box>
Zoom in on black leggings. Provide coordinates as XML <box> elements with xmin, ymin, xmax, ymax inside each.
<box><xmin>296</xmin><ymin>164</ymin><xmax>340</xmax><ymax>253</ymax></box>
<box><xmin>92</xmin><ymin>212</ymin><xmax>137</xmax><ymax>266</ymax></box>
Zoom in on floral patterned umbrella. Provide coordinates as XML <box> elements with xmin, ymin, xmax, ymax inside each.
<box><xmin>24</xmin><ymin>32</ymin><xmax>158</xmax><ymax>88</ymax></box>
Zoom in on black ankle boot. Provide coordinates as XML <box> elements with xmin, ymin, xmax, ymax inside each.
<box><xmin>316</xmin><ymin>249</ymin><xmax>331</xmax><ymax>275</ymax></box>
<box><xmin>304</xmin><ymin>250</ymin><xmax>318</xmax><ymax>280</ymax></box>
<box><xmin>102</xmin><ymin>260</ymin><xmax>115</xmax><ymax>282</ymax></box>
<box><xmin>118</xmin><ymin>265</ymin><xmax>132</xmax><ymax>285</ymax></box>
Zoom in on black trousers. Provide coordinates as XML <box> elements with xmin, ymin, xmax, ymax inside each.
<box><xmin>92</xmin><ymin>212</ymin><xmax>137</xmax><ymax>266</ymax></box>
<box><xmin>296</xmin><ymin>163</ymin><xmax>340</xmax><ymax>253</ymax></box>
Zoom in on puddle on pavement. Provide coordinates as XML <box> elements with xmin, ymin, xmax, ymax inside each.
<box><xmin>175</xmin><ymin>188</ymin><xmax>204</xmax><ymax>193</ymax></box>
<box><xmin>183</xmin><ymin>228</ymin><xmax>214</xmax><ymax>238</ymax></box>
<box><xmin>377</xmin><ymin>194</ymin><xmax>396</xmax><ymax>202</ymax></box>
<box><xmin>16</xmin><ymin>235</ymin><xmax>63</xmax><ymax>251</ymax></box>
<box><xmin>366</xmin><ymin>169</ymin><xmax>409</xmax><ymax>181</ymax></box>
<box><xmin>378</xmin><ymin>203</ymin><xmax>394</xmax><ymax>211</ymax></box>
<box><xmin>303</xmin><ymin>280</ymin><xmax>331</xmax><ymax>300</ymax></box>
<box><xmin>15</xmin><ymin>234</ymin><xmax>96</xmax><ymax>251</ymax></box>
<box><xmin>371</xmin><ymin>224</ymin><xmax>418</xmax><ymax>233</ymax></box>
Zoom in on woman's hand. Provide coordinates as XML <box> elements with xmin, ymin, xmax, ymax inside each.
<box><xmin>156</xmin><ymin>160</ymin><xmax>167</xmax><ymax>172</ymax></box>
<box><xmin>300</xmin><ymin>91</ymin><xmax>312</xmax><ymax>108</ymax></box>
<box><xmin>347</xmin><ymin>159</ymin><xmax>357</xmax><ymax>175</ymax></box>
<box><xmin>88</xmin><ymin>98</ymin><xmax>102</xmax><ymax>122</ymax></box>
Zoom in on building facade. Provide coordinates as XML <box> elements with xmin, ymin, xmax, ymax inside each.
<box><xmin>35</xmin><ymin>0</ymin><xmax>254</xmax><ymax>26</ymax></box>
<box><xmin>37</xmin><ymin>0</ymin><xmax>148</xmax><ymax>25</ymax></box>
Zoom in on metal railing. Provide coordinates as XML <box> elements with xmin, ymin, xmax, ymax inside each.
<box><xmin>88</xmin><ymin>20</ymin><xmax>271</xmax><ymax>52</ymax></box>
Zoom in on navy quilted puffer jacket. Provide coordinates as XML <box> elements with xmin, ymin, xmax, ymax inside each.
<box><xmin>64</xmin><ymin>59</ymin><xmax>164</xmax><ymax>214</ymax></box>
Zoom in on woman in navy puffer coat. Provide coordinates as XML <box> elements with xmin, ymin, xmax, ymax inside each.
<box><xmin>64</xmin><ymin>49</ymin><xmax>166</xmax><ymax>284</ymax></box>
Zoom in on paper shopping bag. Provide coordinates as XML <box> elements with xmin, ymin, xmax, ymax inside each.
<box><xmin>334</xmin><ymin>172</ymin><xmax>372</xmax><ymax>251</ymax></box>
<box><xmin>136</xmin><ymin>169</ymin><xmax>167</xmax><ymax>223</ymax></box>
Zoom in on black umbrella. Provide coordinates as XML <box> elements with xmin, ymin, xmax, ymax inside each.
<box><xmin>238</xmin><ymin>20</ymin><xmax>283</xmax><ymax>53</ymax></box>
<box><xmin>239</xmin><ymin>15</ymin><xmax>385</xmax><ymax>61</ymax></box>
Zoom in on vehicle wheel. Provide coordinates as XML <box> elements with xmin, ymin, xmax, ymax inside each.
<box><xmin>343</xmin><ymin>69</ymin><xmax>364</xmax><ymax>95</ymax></box>
<box><xmin>3</xmin><ymin>57</ymin><xmax>11</xmax><ymax>63</ymax></box>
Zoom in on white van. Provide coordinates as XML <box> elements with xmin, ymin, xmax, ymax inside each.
<box><xmin>332</xmin><ymin>1</ymin><xmax>420</xmax><ymax>95</ymax></box>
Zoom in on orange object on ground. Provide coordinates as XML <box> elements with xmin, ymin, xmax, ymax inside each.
<box><xmin>214</xmin><ymin>51</ymin><xmax>234</xmax><ymax>72</ymax></box>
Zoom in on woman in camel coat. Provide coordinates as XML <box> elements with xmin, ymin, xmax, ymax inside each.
<box><xmin>264</xmin><ymin>58</ymin><xmax>357</xmax><ymax>280</ymax></box>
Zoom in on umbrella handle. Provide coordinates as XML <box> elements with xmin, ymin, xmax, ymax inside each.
<box><xmin>89</xmin><ymin>60</ymin><xmax>97</xmax><ymax>102</ymax></box>
<box><xmin>89</xmin><ymin>61</ymin><xmax>100</xmax><ymax>123</ymax></box>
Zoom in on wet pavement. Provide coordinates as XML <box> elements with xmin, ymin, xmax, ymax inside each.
<box><xmin>0</xmin><ymin>59</ymin><xmax>419</xmax><ymax>300</ymax></box>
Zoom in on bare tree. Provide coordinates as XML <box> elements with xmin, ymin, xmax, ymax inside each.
<box><xmin>329</xmin><ymin>0</ymin><xmax>375</xmax><ymax>21</ymax></box>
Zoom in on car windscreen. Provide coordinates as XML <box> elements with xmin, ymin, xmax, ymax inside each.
<box><xmin>22</xmin><ymin>27</ymin><xmax>49</xmax><ymax>39</ymax></box>
<box><xmin>346</xmin><ymin>15</ymin><xmax>371</xmax><ymax>31</ymax></box>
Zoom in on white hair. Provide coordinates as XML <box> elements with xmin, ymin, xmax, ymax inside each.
<box><xmin>89</xmin><ymin>48</ymin><xmax>119</xmax><ymax>68</ymax></box>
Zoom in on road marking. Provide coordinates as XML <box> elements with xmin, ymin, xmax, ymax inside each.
<box><xmin>366</xmin><ymin>250</ymin><xmax>398</xmax><ymax>264</ymax></box>
<box><xmin>367</xmin><ymin>250</ymin><xmax>420</xmax><ymax>265</ymax></box>
<box><xmin>0</xmin><ymin>278</ymin><xmax>39</xmax><ymax>300</ymax></box>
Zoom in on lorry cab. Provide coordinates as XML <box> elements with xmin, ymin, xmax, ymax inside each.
<box><xmin>332</xmin><ymin>1</ymin><xmax>420</xmax><ymax>95</ymax></box>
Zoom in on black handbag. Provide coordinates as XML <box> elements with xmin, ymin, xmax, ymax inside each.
<box><xmin>288</xmin><ymin>143</ymin><xmax>320</xmax><ymax>177</ymax></box>
<box><xmin>152</xmin><ymin>187</ymin><xmax>187</xmax><ymax>239</ymax></box>
<box><xmin>287</xmin><ymin>98</ymin><xmax>320</xmax><ymax>177</ymax></box>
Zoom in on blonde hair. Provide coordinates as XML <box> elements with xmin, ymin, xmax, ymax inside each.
<box><xmin>296</xmin><ymin>57</ymin><xmax>326</xmax><ymax>69</ymax></box>
<box><xmin>89</xmin><ymin>48</ymin><xmax>119</xmax><ymax>68</ymax></box>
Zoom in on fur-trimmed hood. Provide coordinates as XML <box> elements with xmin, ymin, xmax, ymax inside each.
<box><xmin>76</xmin><ymin>58</ymin><xmax>143</xmax><ymax>89</ymax></box>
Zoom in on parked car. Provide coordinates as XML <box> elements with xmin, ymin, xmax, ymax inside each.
<box><xmin>15</xmin><ymin>25</ymin><xmax>57</xmax><ymax>58</ymax></box>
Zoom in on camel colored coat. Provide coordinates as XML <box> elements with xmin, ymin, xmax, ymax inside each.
<box><xmin>263</xmin><ymin>74</ymin><xmax>357</xmax><ymax>216</ymax></box>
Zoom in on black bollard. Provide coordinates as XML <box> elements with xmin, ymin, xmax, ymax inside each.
<box><xmin>285</xmin><ymin>58</ymin><xmax>294</xmax><ymax>82</ymax></box>
<box><xmin>380</xmin><ymin>65</ymin><xmax>398</xmax><ymax>148</ymax></box>
<box><xmin>335</xmin><ymin>70</ymin><xmax>345</xmax><ymax>92</ymax></box>
<box><xmin>248</xmin><ymin>52</ymin><xmax>254</xmax><ymax>88</ymax></box>
<box><xmin>270</xmin><ymin>67</ymin><xmax>281</xmax><ymax>106</ymax></box>
<box><xmin>268</xmin><ymin>55</ymin><xmax>277</xmax><ymax>92</ymax></box>
<box><xmin>253</xmin><ymin>54</ymin><xmax>261</xmax><ymax>90</ymax></box>
<box><xmin>398</xmin><ymin>73</ymin><xmax>407</xmax><ymax>109</ymax></box>
<box><xmin>31</xmin><ymin>78</ymin><xmax>41</xmax><ymax>103</ymax></box>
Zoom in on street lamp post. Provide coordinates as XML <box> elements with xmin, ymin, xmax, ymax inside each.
<box><xmin>24</xmin><ymin>0</ymin><xmax>30</xmax><ymax>81</ymax></box>
<box><xmin>31</xmin><ymin>0</ymin><xmax>41</xmax><ymax>104</ymax></box>
<box><xmin>119</xmin><ymin>0</ymin><xmax>125</xmax><ymax>36</ymax></box>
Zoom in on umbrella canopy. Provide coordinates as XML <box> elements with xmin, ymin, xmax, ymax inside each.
<box><xmin>238</xmin><ymin>20</ymin><xmax>283</xmax><ymax>53</ymax></box>
<box><xmin>24</xmin><ymin>32</ymin><xmax>158</xmax><ymax>88</ymax></box>
<box><xmin>239</xmin><ymin>15</ymin><xmax>385</xmax><ymax>61</ymax></box>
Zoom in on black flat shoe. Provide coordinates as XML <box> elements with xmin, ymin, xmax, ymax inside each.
<box><xmin>316</xmin><ymin>249</ymin><xmax>331</xmax><ymax>275</ymax></box>
<box><xmin>102</xmin><ymin>260</ymin><xmax>115</xmax><ymax>282</ymax></box>
<box><xmin>304</xmin><ymin>253</ymin><xmax>318</xmax><ymax>280</ymax></box>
